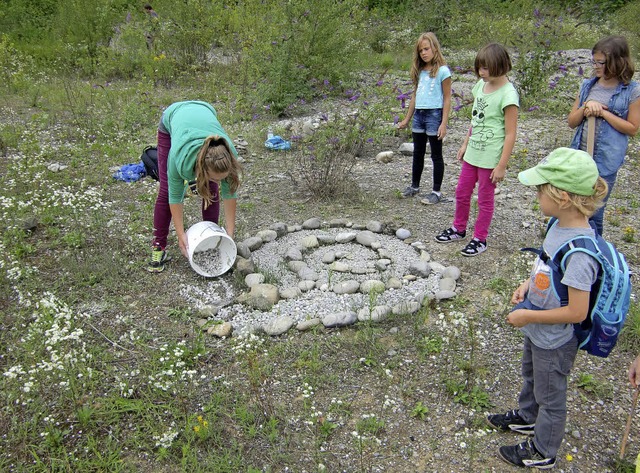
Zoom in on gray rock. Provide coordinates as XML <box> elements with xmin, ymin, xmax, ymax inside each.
<box><xmin>301</xmin><ymin>235</ymin><xmax>319</xmax><ymax>249</ymax></box>
<box><xmin>335</xmin><ymin>232</ymin><xmax>357</xmax><ymax>243</ymax></box>
<box><xmin>239</xmin><ymin>283</ymin><xmax>280</xmax><ymax>309</ymax></box>
<box><xmin>409</xmin><ymin>261</ymin><xmax>431</xmax><ymax>278</ymax></box>
<box><xmin>386</xmin><ymin>277</ymin><xmax>403</xmax><ymax>289</ymax></box>
<box><xmin>430</xmin><ymin>262</ymin><xmax>447</xmax><ymax>274</ymax></box>
<box><xmin>358</xmin><ymin>305</ymin><xmax>391</xmax><ymax>322</ymax></box>
<box><xmin>329</xmin><ymin>261</ymin><xmax>350</xmax><ymax>272</ymax></box>
<box><xmin>288</xmin><ymin>260</ymin><xmax>307</xmax><ymax>272</ymax></box>
<box><xmin>356</xmin><ymin>230</ymin><xmax>378</xmax><ymax>247</ymax></box>
<box><xmin>298</xmin><ymin>267</ymin><xmax>319</xmax><ymax>281</ymax></box>
<box><xmin>420</xmin><ymin>250</ymin><xmax>431</xmax><ymax>262</ymax></box>
<box><xmin>333</xmin><ymin>280</ymin><xmax>360</xmax><ymax>294</ymax></box>
<box><xmin>398</xmin><ymin>142</ymin><xmax>414</xmax><ymax>156</ymax></box>
<box><xmin>207</xmin><ymin>322</ymin><xmax>233</xmax><ymax>338</ymax></box>
<box><xmin>235</xmin><ymin>256</ymin><xmax>256</xmax><ymax>276</ymax></box>
<box><xmin>236</xmin><ymin>241</ymin><xmax>251</xmax><ymax>259</ymax></box>
<box><xmin>285</xmin><ymin>247</ymin><xmax>303</xmax><ymax>261</ymax></box>
<box><xmin>439</xmin><ymin>277</ymin><xmax>457</xmax><ymax>292</ymax></box>
<box><xmin>317</xmin><ymin>234</ymin><xmax>336</xmax><ymax>245</ymax></box>
<box><xmin>435</xmin><ymin>290</ymin><xmax>457</xmax><ymax>300</ymax></box>
<box><xmin>269</xmin><ymin>222</ymin><xmax>288</xmax><ymax>237</ymax></box>
<box><xmin>280</xmin><ymin>287</ymin><xmax>302</xmax><ymax>299</ymax></box>
<box><xmin>360</xmin><ymin>280</ymin><xmax>386</xmax><ymax>294</ymax></box>
<box><xmin>198</xmin><ymin>305</ymin><xmax>220</xmax><ymax>317</ymax></box>
<box><xmin>245</xmin><ymin>273</ymin><xmax>265</xmax><ymax>287</ymax></box>
<box><xmin>302</xmin><ymin>217</ymin><xmax>322</xmax><ymax>229</ymax></box>
<box><xmin>392</xmin><ymin>301</ymin><xmax>421</xmax><ymax>315</ymax></box>
<box><xmin>322</xmin><ymin>251</ymin><xmax>336</xmax><ymax>264</ymax></box>
<box><xmin>443</xmin><ymin>266</ymin><xmax>462</xmax><ymax>280</ymax></box>
<box><xmin>329</xmin><ymin>218</ymin><xmax>349</xmax><ymax>228</ymax></box>
<box><xmin>243</xmin><ymin>236</ymin><xmax>263</xmax><ymax>251</ymax></box>
<box><xmin>297</xmin><ymin>318</ymin><xmax>321</xmax><ymax>331</ymax></box>
<box><xmin>410</xmin><ymin>241</ymin><xmax>427</xmax><ymax>251</ymax></box>
<box><xmin>256</xmin><ymin>229</ymin><xmax>278</xmax><ymax>242</ymax></box>
<box><xmin>375</xmin><ymin>151</ymin><xmax>394</xmax><ymax>163</ymax></box>
<box><xmin>366</xmin><ymin>220</ymin><xmax>383</xmax><ymax>233</ymax></box>
<box><xmin>377</xmin><ymin>248</ymin><xmax>393</xmax><ymax>261</ymax></box>
<box><xmin>298</xmin><ymin>280</ymin><xmax>316</xmax><ymax>292</ymax></box>
<box><xmin>263</xmin><ymin>316</ymin><xmax>295</xmax><ymax>336</ymax></box>
<box><xmin>352</xmin><ymin>267</ymin><xmax>376</xmax><ymax>274</ymax></box>
<box><xmin>322</xmin><ymin>311</ymin><xmax>357</xmax><ymax>328</ymax></box>
<box><xmin>396</xmin><ymin>228</ymin><xmax>411</xmax><ymax>240</ymax></box>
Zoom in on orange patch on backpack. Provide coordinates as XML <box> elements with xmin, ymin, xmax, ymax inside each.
<box><xmin>534</xmin><ymin>273</ymin><xmax>551</xmax><ymax>290</ymax></box>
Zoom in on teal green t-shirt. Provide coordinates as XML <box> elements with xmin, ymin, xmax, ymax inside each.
<box><xmin>464</xmin><ymin>80</ymin><xmax>519</xmax><ymax>169</ymax></box>
<box><xmin>162</xmin><ymin>101</ymin><xmax>238</xmax><ymax>204</ymax></box>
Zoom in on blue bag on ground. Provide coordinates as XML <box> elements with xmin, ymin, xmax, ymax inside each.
<box><xmin>113</xmin><ymin>162</ymin><xmax>147</xmax><ymax>182</ymax></box>
<box><xmin>265</xmin><ymin>135</ymin><xmax>291</xmax><ymax>150</ymax></box>
<box><xmin>521</xmin><ymin>218</ymin><xmax>631</xmax><ymax>358</ymax></box>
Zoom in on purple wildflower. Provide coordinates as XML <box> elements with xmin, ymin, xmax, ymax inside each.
<box><xmin>528</xmin><ymin>106</ymin><xmax>540</xmax><ymax>111</ymax></box>
<box><xmin>324</xmin><ymin>79</ymin><xmax>330</xmax><ymax>86</ymax></box>
<box><xmin>367</xmin><ymin>138</ymin><xmax>373</xmax><ymax>143</ymax></box>
<box><xmin>376</xmin><ymin>80</ymin><xmax>383</xmax><ymax>86</ymax></box>
<box><xmin>578</xmin><ymin>66</ymin><xmax>584</xmax><ymax>76</ymax></box>
<box><xmin>393</xmin><ymin>115</ymin><xmax>399</xmax><ymax>125</ymax></box>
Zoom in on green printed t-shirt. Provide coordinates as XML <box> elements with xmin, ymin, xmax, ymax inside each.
<box><xmin>162</xmin><ymin>101</ymin><xmax>238</xmax><ymax>204</ymax></box>
<box><xmin>464</xmin><ymin>80</ymin><xmax>519</xmax><ymax>169</ymax></box>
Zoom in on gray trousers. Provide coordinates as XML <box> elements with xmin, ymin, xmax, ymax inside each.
<box><xmin>518</xmin><ymin>335</ymin><xmax>578</xmax><ymax>458</ymax></box>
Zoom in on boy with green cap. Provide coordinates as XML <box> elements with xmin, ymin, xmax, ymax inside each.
<box><xmin>486</xmin><ymin>147</ymin><xmax>608</xmax><ymax>469</ymax></box>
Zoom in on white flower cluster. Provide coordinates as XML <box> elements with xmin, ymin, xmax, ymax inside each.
<box><xmin>231</xmin><ymin>333</ymin><xmax>265</xmax><ymax>356</ymax></box>
<box><xmin>3</xmin><ymin>293</ymin><xmax>92</xmax><ymax>404</ymax></box>
<box><xmin>153</xmin><ymin>427</ymin><xmax>179</xmax><ymax>449</ymax></box>
<box><xmin>146</xmin><ymin>341</ymin><xmax>199</xmax><ymax>394</ymax></box>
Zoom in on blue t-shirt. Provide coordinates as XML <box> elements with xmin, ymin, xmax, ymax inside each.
<box><xmin>415</xmin><ymin>66</ymin><xmax>451</xmax><ymax>109</ymax></box>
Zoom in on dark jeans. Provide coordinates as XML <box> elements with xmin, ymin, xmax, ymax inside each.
<box><xmin>152</xmin><ymin>130</ymin><xmax>220</xmax><ymax>249</ymax></box>
<box><xmin>589</xmin><ymin>172</ymin><xmax>616</xmax><ymax>236</ymax></box>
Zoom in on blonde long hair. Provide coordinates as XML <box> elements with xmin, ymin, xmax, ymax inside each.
<box><xmin>410</xmin><ymin>32</ymin><xmax>446</xmax><ymax>85</ymax></box>
<box><xmin>195</xmin><ymin>136</ymin><xmax>242</xmax><ymax>208</ymax></box>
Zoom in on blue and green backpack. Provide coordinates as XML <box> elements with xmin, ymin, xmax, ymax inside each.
<box><xmin>522</xmin><ymin>218</ymin><xmax>631</xmax><ymax>358</ymax></box>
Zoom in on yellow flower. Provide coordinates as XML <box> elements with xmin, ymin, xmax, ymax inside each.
<box><xmin>197</xmin><ymin>415</ymin><xmax>203</xmax><ymax>423</ymax></box>
<box><xmin>565</xmin><ymin>454</ymin><xmax>573</xmax><ymax>461</ymax></box>
<box><xmin>202</xmin><ymin>421</ymin><xmax>208</xmax><ymax>428</ymax></box>
<box><xmin>193</xmin><ymin>425</ymin><xmax>200</xmax><ymax>433</ymax></box>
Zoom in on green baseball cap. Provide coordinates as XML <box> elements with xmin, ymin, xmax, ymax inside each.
<box><xmin>518</xmin><ymin>147</ymin><xmax>598</xmax><ymax>196</ymax></box>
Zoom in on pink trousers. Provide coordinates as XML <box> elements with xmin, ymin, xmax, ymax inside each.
<box><xmin>452</xmin><ymin>161</ymin><xmax>496</xmax><ymax>242</ymax></box>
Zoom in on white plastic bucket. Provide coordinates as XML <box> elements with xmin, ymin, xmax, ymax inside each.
<box><xmin>186</xmin><ymin>221</ymin><xmax>237</xmax><ymax>277</ymax></box>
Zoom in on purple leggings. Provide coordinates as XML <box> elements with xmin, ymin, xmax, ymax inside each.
<box><xmin>452</xmin><ymin>160</ymin><xmax>496</xmax><ymax>242</ymax></box>
<box><xmin>152</xmin><ymin>130</ymin><xmax>220</xmax><ymax>249</ymax></box>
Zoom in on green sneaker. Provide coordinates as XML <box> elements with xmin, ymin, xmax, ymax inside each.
<box><xmin>147</xmin><ymin>247</ymin><xmax>170</xmax><ymax>273</ymax></box>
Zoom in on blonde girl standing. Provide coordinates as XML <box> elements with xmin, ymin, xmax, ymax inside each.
<box><xmin>397</xmin><ymin>32</ymin><xmax>452</xmax><ymax>204</ymax></box>
<box><xmin>435</xmin><ymin>43</ymin><xmax>519</xmax><ymax>256</ymax></box>
<box><xmin>568</xmin><ymin>35</ymin><xmax>640</xmax><ymax>236</ymax></box>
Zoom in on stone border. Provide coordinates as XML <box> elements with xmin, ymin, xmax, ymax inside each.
<box><xmin>197</xmin><ymin>217</ymin><xmax>461</xmax><ymax>338</ymax></box>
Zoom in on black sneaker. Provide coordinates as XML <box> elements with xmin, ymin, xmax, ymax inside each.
<box><xmin>401</xmin><ymin>186</ymin><xmax>420</xmax><ymax>198</ymax></box>
<box><xmin>460</xmin><ymin>238</ymin><xmax>487</xmax><ymax>256</ymax></box>
<box><xmin>487</xmin><ymin>409</ymin><xmax>535</xmax><ymax>435</ymax></box>
<box><xmin>435</xmin><ymin>227</ymin><xmax>466</xmax><ymax>243</ymax></box>
<box><xmin>498</xmin><ymin>439</ymin><xmax>556</xmax><ymax>469</ymax></box>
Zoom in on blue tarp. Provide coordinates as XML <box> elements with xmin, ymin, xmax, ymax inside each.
<box><xmin>264</xmin><ymin>135</ymin><xmax>291</xmax><ymax>150</ymax></box>
<box><xmin>113</xmin><ymin>161</ymin><xmax>147</xmax><ymax>182</ymax></box>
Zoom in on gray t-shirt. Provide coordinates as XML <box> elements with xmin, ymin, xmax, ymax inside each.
<box><xmin>520</xmin><ymin>225</ymin><xmax>599</xmax><ymax>349</ymax></box>
<box><xmin>579</xmin><ymin>82</ymin><xmax>640</xmax><ymax>151</ymax></box>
